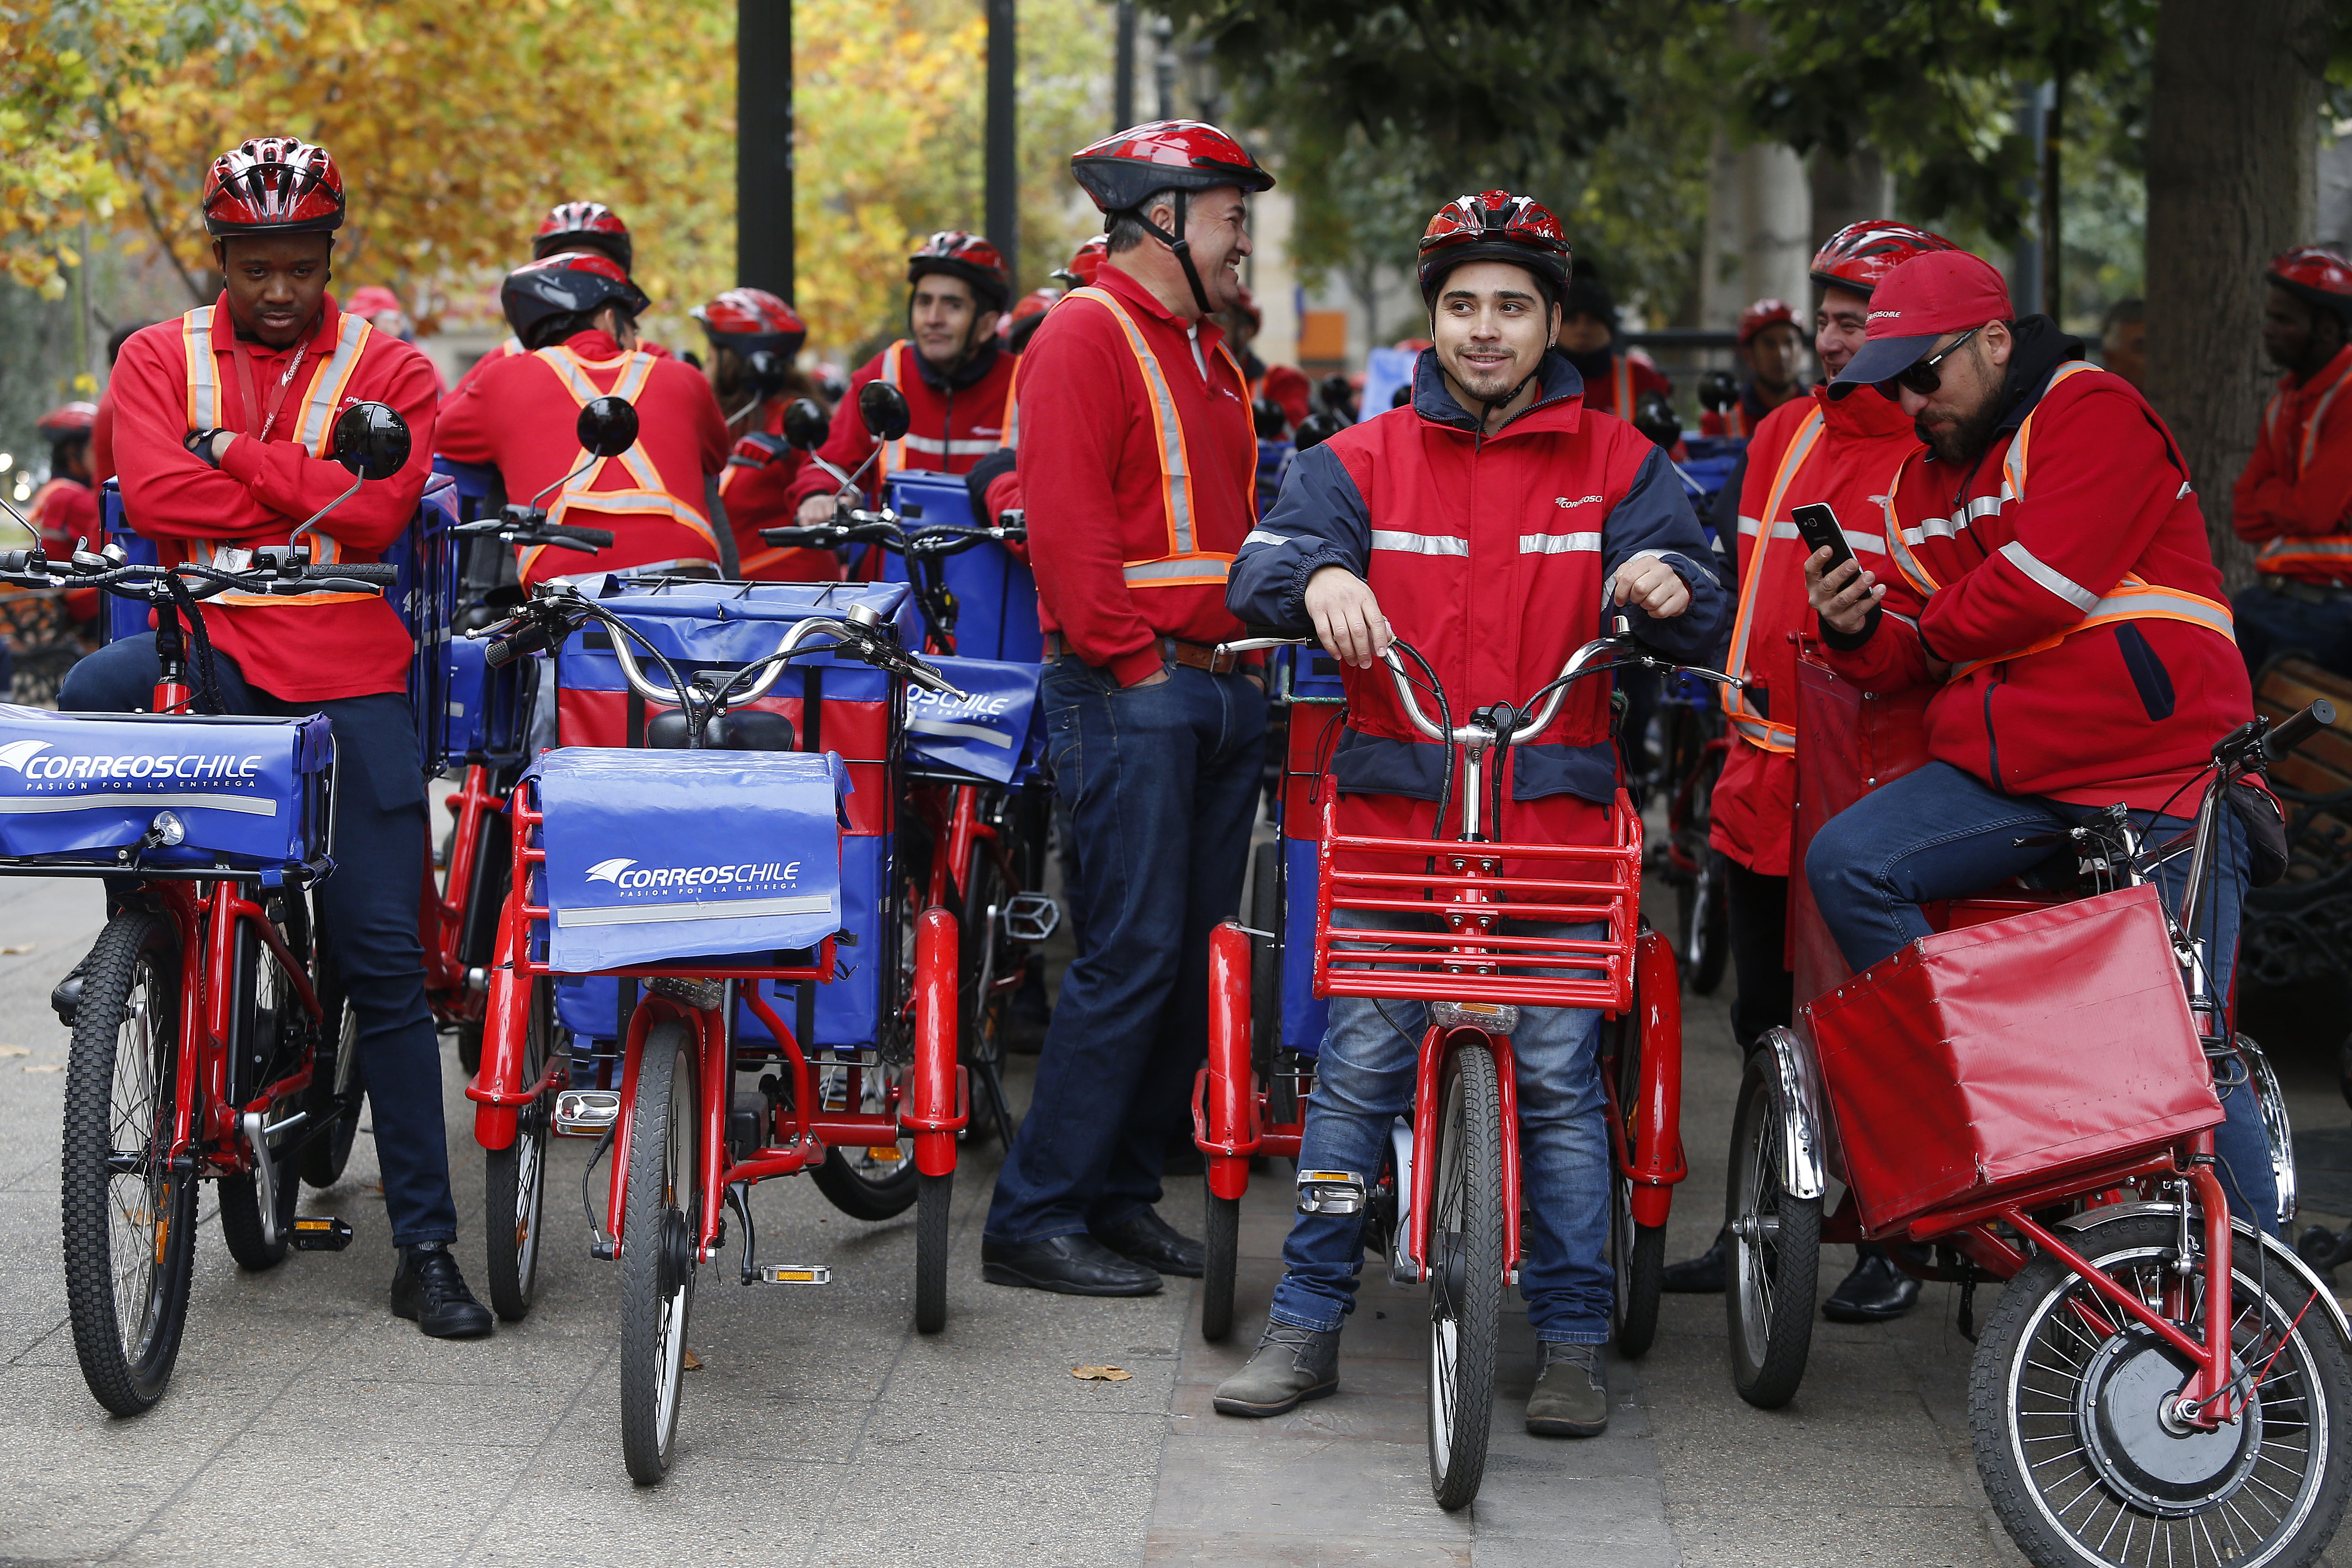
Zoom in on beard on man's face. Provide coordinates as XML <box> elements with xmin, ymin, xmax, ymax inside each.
<box><xmin>1916</xmin><ymin>395</ymin><xmax>2002</xmax><ymax>465</ymax></box>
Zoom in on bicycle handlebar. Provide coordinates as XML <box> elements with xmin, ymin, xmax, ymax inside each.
<box><xmin>2263</xmin><ymin>699</ymin><xmax>2336</xmax><ymax>764</ymax></box>
<box><xmin>452</xmin><ymin>515</ymin><xmax>616</xmax><ymax>552</ymax></box>
<box><xmin>758</xmin><ymin>512</ymin><xmax>1025</xmax><ymax>558</ymax></box>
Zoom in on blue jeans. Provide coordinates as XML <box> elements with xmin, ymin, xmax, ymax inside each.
<box><xmin>61</xmin><ymin>635</ymin><xmax>459</xmax><ymax>1247</ymax></box>
<box><xmin>2233</xmin><ymin>582</ymin><xmax>2352</xmax><ymax>680</ymax></box>
<box><xmin>1805</xmin><ymin>760</ymin><xmax>2278</xmax><ymax>1230</ymax></box>
<box><xmin>985</xmin><ymin>659</ymin><xmax>1266</xmax><ymax>1243</ymax></box>
<box><xmin>1269</xmin><ymin>909</ymin><xmax>1615</xmax><ymax>1345</ymax></box>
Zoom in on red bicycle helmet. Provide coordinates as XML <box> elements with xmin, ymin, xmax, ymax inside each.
<box><xmin>201</xmin><ymin>137</ymin><xmax>345</xmax><ymax>237</ymax></box>
<box><xmin>500</xmin><ymin>251</ymin><xmax>652</xmax><ymax>342</ymax></box>
<box><xmin>1737</xmin><ymin>298</ymin><xmax>1798</xmax><ymax>346</ymax></box>
<box><xmin>1417</xmin><ymin>190</ymin><xmax>1572</xmax><ymax>307</ymax></box>
<box><xmin>533</xmin><ymin>201</ymin><xmax>633</xmax><ymax>271</ymax></box>
<box><xmin>1071</xmin><ymin>120</ymin><xmax>1273</xmax><ymax>315</ymax></box>
<box><xmin>1808</xmin><ymin>220</ymin><xmax>1958</xmax><ymax>299</ymax></box>
<box><xmin>1052</xmin><ymin>235</ymin><xmax>1109</xmax><ymax>289</ymax></box>
<box><xmin>908</xmin><ymin>232</ymin><xmax>1011</xmax><ymax>313</ymax></box>
<box><xmin>693</xmin><ymin>287</ymin><xmax>808</xmax><ymax>357</ymax></box>
<box><xmin>2268</xmin><ymin>246</ymin><xmax>2352</xmax><ymax>324</ymax></box>
<box><xmin>37</xmin><ymin>402</ymin><xmax>97</xmax><ymax>441</ymax></box>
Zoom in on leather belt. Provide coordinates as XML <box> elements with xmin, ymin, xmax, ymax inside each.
<box><xmin>1042</xmin><ymin>632</ymin><xmax>1242</xmax><ymax>675</ymax></box>
<box><xmin>2260</xmin><ymin>573</ymin><xmax>2352</xmax><ymax>605</ymax></box>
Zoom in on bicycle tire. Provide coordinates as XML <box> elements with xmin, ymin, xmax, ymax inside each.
<box><xmin>1249</xmin><ymin>839</ymin><xmax>1281</xmax><ymax>1070</ymax></box>
<box><xmin>485</xmin><ymin>979</ymin><xmax>555</xmax><ymax>1321</ymax></box>
<box><xmin>957</xmin><ymin>836</ymin><xmax>1011</xmax><ymax>1148</ymax></box>
<box><xmin>297</xmin><ymin>949</ymin><xmax>362</xmax><ymax>1188</ymax></box>
<box><xmin>914</xmin><ymin>1170</ymin><xmax>952</xmax><ymax>1335</ymax></box>
<box><xmin>1685</xmin><ymin>851</ymin><xmax>1730</xmax><ymax>996</ymax></box>
<box><xmin>1427</xmin><ymin>1041</ymin><xmax>1503</xmax><ymax>1512</ymax></box>
<box><xmin>619</xmin><ymin>1018</ymin><xmax>697</xmax><ymax>1485</ymax></box>
<box><xmin>60</xmin><ymin>910</ymin><xmax>197</xmax><ymax>1416</ymax></box>
<box><xmin>1613</xmin><ymin>1182</ymin><xmax>1667</xmax><ymax>1360</ymax></box>
<box><xmin>1726</xmin><ymin>1050</ymin><xmax>1819</xmax><ymax>1409</ymax></box>
<box><xmin>1200</xmin><ymin>1184</ymin><xmax>1240</xmax><ymax>1342</ymax></box>
<box><xmin>219</xmin><ymin>909</ymin><xmax>304</xmax><ymax>1271</ymax></box>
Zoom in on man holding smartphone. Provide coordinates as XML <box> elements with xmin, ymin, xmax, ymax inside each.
<box><xmin>1800</xmin><ymin>247</ymin><xmax>2281</xmax><ymax>1229</ymax></box>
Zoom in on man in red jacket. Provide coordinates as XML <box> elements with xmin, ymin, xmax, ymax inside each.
<box><xmin>1213</xmin><ymin>191</ymin><xmax>1724</xmax><ymax>1434</ymax></box>
<box><xmin>437</xmin><ymin>252</ymin><xmax>730</xmax><ymax>586</ymax></box>
<box><xmin>788</xmin><ymin>232</ymin><xmax>1017</xmax><ymax>527</ymax></box>
<box><xmin>28</xmin><ymin>402</ymin><xmax>101</xmax><ymax>557</ymax></box>
<box><xmin>980</xmin><ymin>121</ymin><xmax>1273</xmax><ymax>1298</ymax></box>
<box><xmin>1554</xmin><ymin>268</ymin><xmax>1670</xmax><ymax>418</ymax></box>
<box><xmin>693</xmin><ymin>287</ymin><xmax>839</xmax><ymax>581</ymax></box>
<box><xmin>1699</xmin><ymin>299</ymin><xmax>1808</xmax><ymax>438</ymax></box>
<box><xmin>58</xmin><ymin>136</ymin><xmax>493</xmax><ymax>1337</ymax></box>
<box><xmin>2231</xmin><ymin>246</ymin><xmax>2352</xmax><ymax>676</ymax></box>
<box><xmin>1665</xmin><ymin>221</ymin><xmax>1956</xmax><ymax>1317</ymax></box>
<box><xmin>1802</xmin><ymin>247</ymin><xmax>2278</xmax><ymax>1227</ymax></box>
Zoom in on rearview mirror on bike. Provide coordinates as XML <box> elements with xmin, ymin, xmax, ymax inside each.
<box><xmin>575</xmin><ymin>395</ymin><xmax>640</xmax><ymax>460</ymax></box>
<box><xmin>782</xmin><ymin>398</ymin><xmax>829</xmax><ymax>451</ymax></box>
<box><xmin>858</xmin><ymin>381</ymin><xmax>912</xmax><ymax>444</ymax></box>
<box><xmin>330</xmin><ymin>401</ymin><xmax>411</xmax><ymax>481</ymax></box>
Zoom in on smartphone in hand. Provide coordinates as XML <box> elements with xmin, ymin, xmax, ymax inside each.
<box><xmin>1790</xmin><ymin>501</ymin><xmax>1858</xmax><ymax>580</ymax></box>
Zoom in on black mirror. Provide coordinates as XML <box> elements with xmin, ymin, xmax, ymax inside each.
<box><xmin>858</xmin><ymin>380</ymin><xmax>912</xmax><ymax>444</ymax></box>
<box><xmin>1632</xmin><ymin>390</ymin><xmax>1682</xmax><ymax>451</ymax></box>
<box><xmin>782</xmin><ymin>398</ymin><xmax>830</xmax><ymax>451</ymax></box>
<box><xmin>744</xmin><ymin>349</ymin><xmax>790</xmax><ymax>398</ymax></box>
<box><xmin>576</xmin><ymin>396</ymin><xmax>639</xmax><ymax>459</ymax></box>
<box><xmin>1696</xmin><ymin>368</ymin><xmax>1739</xmax><ymax>414</ymax></box>
<box><xmin>1316</xmin><ymin>372</ymin><xmax>1357</xmax><ymax>422</ymax></box>
<box><xmin>1252</xmin><ymin>396</ymin><xmax>1287</xmax><ymax>440</ymax></box>
<box><xmin>330</xmin><ymin>401</ymin><xmax>410</xmax><ymax>481</ymax></box>
<box><xmin>1294</xmin><ymin>411</ymin><xmax>1346</xmax><ymax>453</ymax></box>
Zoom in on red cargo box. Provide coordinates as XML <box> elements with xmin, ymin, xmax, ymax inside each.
<box><xmin>1803</xmin><ymin>884</ymin><xmax>2221</xmax><ymax>1235</ymax></box>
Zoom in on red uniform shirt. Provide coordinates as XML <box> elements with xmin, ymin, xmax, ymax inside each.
<box><xmin>89</xmin><ymin>393</ymin><xmax>116</xmax><ymax>483</ymax></box>
<box><xmin>1016</xmin><ymin>264</ymin><xmax>1258</xmax><ymax>686</ymax></box>
<box><xmin>27</xmin><ymin>475</ymin><xmax>99</xmax><ymax>556</ymax></box>
<box><xmin>2231</xmin><ymin>343</ymin><xmax>2352</xmax><ymax>584</ymax></box>
<box><xmin>1828</xmin><ymin>353</ymin><xmax>2248</xmax><ymax>812</ymax></box>
<box><xmin>783</xmin><ymin>339</ymin><xmax>1018</xmax><ymax>514</ymax></box>
<box><xmin>110</xmin><ymin>295</ymin><xmax>440</xmax><ymax>702</ymax></box>
<box><xmin>1708</xmin><ymin>384</ymin><xmax>1917</xmax><ymax>876</ymax></box>
<box><xmin>721</xmin><ymin>398</ymin><xmax>837</xmax><ymax>581</ymax></box>
<box><xmin>435</xmin><ymin>329</ymin><xmax>729</xmax><ymax>586</ymax></box>
<box><xmin>1572</xmin><ymin>353</ymin><xmax>1671</xmax><ymax>419</ymax></box>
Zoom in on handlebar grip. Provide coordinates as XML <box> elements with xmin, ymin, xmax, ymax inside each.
<box><xmin>549</xmin><ymin>523</ymin><xmax>615</xmax><ymax>549</ymax></box>
<box><xmin>760</xmin><ymin>527</ymin><xmax>833</xmax><ymax>549</ymax></box>
<box><xmin>2264</xmin><ymin>699</ymin><xmax>2336</xmax><ymax>763</ymax></box>
<box><xmin>309</xmin><ymin>562</ymin><xmax>399</xmax><ymax>586</ymax></box>
<box><xmin>484</xmin><ymin>622</ymin><xmax>554</xmax><ymax>669</ymax></box>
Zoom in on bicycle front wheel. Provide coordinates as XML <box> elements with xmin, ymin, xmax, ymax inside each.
<box><xmin>619</xmin><ymin>1017</ymin><xmax>699</xmax><ymax>1484</ymax></box>
<box><xmin>485</xmin><ymin>979</ymin><xmax>557</xmax><ymax>1321</ymax></box>
<box><xmin>60</xmin><ymin>910</ymin><xmax>196</xmax><ymax>1416</ymax></box>
<box><xmin>1427</xmin><ymin>1040</ymin><xmax>1503</xmax><ymax>1511</ymax></box>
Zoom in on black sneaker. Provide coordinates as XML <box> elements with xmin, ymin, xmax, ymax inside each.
<box><xmin>390</xmin><ymin>1243</ymin><xmax>495</xmax><ymax>1339</ymax></box>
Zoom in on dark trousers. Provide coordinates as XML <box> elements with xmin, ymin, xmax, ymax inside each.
<box><xmin>2232</xmin><ymin>581</ymin><xmax>2352</xmax><ymax>680</ymax></box>
<box><xmin>1805</xmin><ymin>759</ymin><xmax>2278</xmax><ymax>1231</ymax></box>
<box><xmin>61</xmin><ymin>635</ymin><xmax>458</xmax><ymax>1246</ymax></box>
<box><xmin>985</xmin><ymin>660</ymin><xmax>1265</xmax><ymax>1243</ymax></box>
<box><xmin>1724</xmin><ymin>856</ymin><xmax>1793</xmax><ymax>1057</ymax></box>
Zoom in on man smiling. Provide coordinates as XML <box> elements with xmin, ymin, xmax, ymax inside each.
<box><xmin>1217</xmin><ymin>192</ymin><xmax>1724</xmax><ymax>1435</ymax></box>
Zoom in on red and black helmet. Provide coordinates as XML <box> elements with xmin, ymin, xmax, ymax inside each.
<box><xmin>1417</xmin><ymin>190</ymin><xmax>1572</xmax><ymax>307</ymax></box>
<box><xmin>1737</xmin><ymin>298</ymin><xmax>1798</xmax><ymax>346</ymax></box>
<box><xmin>1808</xmin><ymin>220</ymin><xmax>1958</xmax><ymax>299</ymax></box>
<box><xmin>1070</xmin><ymin>120</ymin><xmax>1274</xmax><ymax>215</ymax></box>
<box><xmin>693</xmin><ymin>287</ymin><xmax>808</xmax><ymax>357</ymax></box>
<box><xmin>908</xmin><ymin>232</ymin><xmax>1011</xmax><ymax>313</ymax></box>
<box><xmin>37</xmin><ymin>402</ymin><xmax>98</xmax><ymax>442</ymax></box>
<box><xmin>2268</xmin><ymin>246</ymin><xmax>2352</xmax><ymax>324</ymax></box>
<box><xmin>500</xmin><ymin>251</ymin><xmax>652</xmax><ymax>341</ymax></box>
<box><xmin>1052</xmin><ymin>235</ymin><xmax>1109</xmax><ymax>289</ymax></box>
<box><xmin>533</xmin><ymin>201</ymin><xmax>633</xmax><ymax>271</ymax></box>
<box><xmin>201</xmin><ymin>137</ymin><xmax>345</xmax><ymax>238</ymax></box>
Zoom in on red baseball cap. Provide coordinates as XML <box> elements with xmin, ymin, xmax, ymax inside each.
<box><xmin>1828</xmin><ymin>249</ymin><xmax>2014</xmax><ymax>397</ymax></box>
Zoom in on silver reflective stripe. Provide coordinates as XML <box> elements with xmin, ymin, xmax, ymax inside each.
<box><xmin>1998</xmin><ymin>540</ymin><xmax>2098</xmax><ymax>612</ymax></box>
<box><xmin>1728</xmin><ymin>715</ymin><xmax>1780</xmax><ymax>746</ymax></box>
<box><xmin>0</xmin><ymin>790</ymin><xmax>276</xmax><ymax>817</ymax></box>
<box><xmin>184</xmin><ymin>307</ymin><xmax>217</xmax><ymax>429</ymax></box>
<box><xmin>1076</xmin><ymin>290</ymin><xmax>1199</xmax><ymax>553</ymax></box>
<box><xmin>2261</xmin><ymin>537</ymin><xmax>2352</xmax><ymax>561</ymax></box>
<box><xmin>1241</xmin><ymin>528</ymin><xmax>1290</xmax><ymax>549</ymax></box>
<box><xmin>1371</xmin><ymin>530</ymin><xmax>1468</xmax><ymax>556</ymax></box>
<box><xmin>293</xmin><ymin>313</ymin><xmax>374</xmax><ymax>453</ymax></box>
<box><xmin>2306</xmin><ymin>370</ymin><xmax>2352</xmax><ymax>470</ymax></box>
<box><xmin>1517</xmin><ymin>531</ymin><xmax>1601</xmax><ymax>554</ymax></box>
<box><xmin>1845</xmin><ymin>529</ymin><xmax>1887</xmax><ymax>556</ymax></box>
<box><xmin>2088</xmin><ymin>587</ymin><xmax>2235</xmax><ymax>638</ymax></box>
<box><xmin>899</xmin><ymin>433</ymin><xmax>1003</xmax><ymax>457</ymax></box>
<box><xmin>1122</xmin><ymin>557</ymin><xmax>1229</xmax><ymax>583</ymax></box>
<box><xmin>908</xmin><ymin>717</ymin><xmax>1014</xmax><ymax>749</ymax></box>
<box><xmin>1736</xmin><ymin>515</ymin><xmax>1765</xmax><ymax>537</ymax></box>
<box><xmin>557</xmin><ymin>892</ymin><xmax>835</xmax><ymax>928</ymax></box>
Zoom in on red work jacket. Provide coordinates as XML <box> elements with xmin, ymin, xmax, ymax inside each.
<box><xmin>110</xmin><ymin>295</ymin><xmax>439</xmax><ymax>702</ymax></box>
<box><xmin>721</xmin><ymin>397</ymin><xmax>837</xmax><ymax>581</ymax></box>
<box><xmin>783</xmin><ymin>339</ymin><xmax>1018</xmax><ymax>515</ymax></box>
<box><xmin>2232</xmin><ymin>344</ymin><xmax>2352</xmax><ymax>584</ymax></box>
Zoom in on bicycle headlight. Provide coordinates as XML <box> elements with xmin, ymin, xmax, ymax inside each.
<box><xmin>149</xmin><ymin>811</ymin><xmax>186</xmax><ymax>848</ymax></box>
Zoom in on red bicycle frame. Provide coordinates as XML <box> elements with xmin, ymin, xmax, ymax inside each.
<box><xmin>421</xmin><ymin>760</ymin><xmax>505</xmax><ymax>1022</ymax></box>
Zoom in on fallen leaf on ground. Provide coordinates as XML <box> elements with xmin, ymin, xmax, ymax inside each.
<box><xmin>0</xmin><ymin>1044</ymin><xmax>27</xmax><ymax>1057</ymax></box>
<box><xmin>24</xmin><ymin>1063</ymin><xmax>61</xmax><ymax>1074</ymax></box>
<box><xmin>0</xmin><ymin>944</ymin><xmax>34</xmax><ymax>955</ymax></box>
<box><xmin>1071</xmin><ymin>1365</ymin><xmax>1131</xmax><ymax>1382</ymax></box>
<box><xmin>682</xmin><ymin>1349</ymin><xmax>703</xmax><ymax>1371</ymax></box>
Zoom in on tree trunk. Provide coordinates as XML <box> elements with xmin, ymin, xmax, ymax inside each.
<box><xmin>1807</xmin><ymin>143</ymin><xmax>1894</xmax><ymax>254</ymax></box>
<box><xmin>2145</xmin><ymin>0</ymin><xmax>2329</xmax><ymax>588</ymax></box>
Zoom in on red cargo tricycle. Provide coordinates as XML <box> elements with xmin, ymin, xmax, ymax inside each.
<box><xmin>1728</xmin><ymin>646</ymin><xmax>2348</xmax><ymax>1567</ymax></box>
<box><xmin>1197</xmin><ymin>619</ymin><xmax>1734</xmax><ymax>1509</ymax></box>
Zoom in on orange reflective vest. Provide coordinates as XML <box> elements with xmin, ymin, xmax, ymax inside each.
<box><xmin>519</xmin><ymin>343</ymin><xmax>720</xmax><ymax>581</ymax></box>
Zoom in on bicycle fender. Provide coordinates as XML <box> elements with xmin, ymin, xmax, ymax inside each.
<box><xmin>2059</xmin><ymin>1200</ymin><xmax>2352</xmax><ymax>1349</ymax></box>
<box><xmin>1759</xmin><ymin>1025</ymin><xmax>1829</xmax><ymax>1201</ymax></box>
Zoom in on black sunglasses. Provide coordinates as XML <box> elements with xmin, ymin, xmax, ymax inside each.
<box><xmin>1894</xmin><ymin>324</ymin><xmax>1981</xmax><ymax>396</ymax></box>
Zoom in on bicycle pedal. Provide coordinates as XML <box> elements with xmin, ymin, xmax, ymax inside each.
<box><xmin>1297</xmin><ymin>1169</ymin><xmax>1368</xmax><ymax>1216</ymax></box>
<box><xmin>554</xmin><ymin>1089</ymin><xmax>622</xmax><ymax>1137</ymax></box>
<box><xmin>756</xmin><ymin>1263</ymin><xmax>832</xmax><ymax>1285</ymax></box>
<box><xmin>287</xmin><ymin>1215</ymin><xmax>353</xmax><ymax>1252</ymax></box>
<box><xmin>1001</xmin><ymin>892</ymin><xmax>1061</xmax><ymax>944</ymax></box>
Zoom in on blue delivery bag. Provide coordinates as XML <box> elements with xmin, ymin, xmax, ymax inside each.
<box><xmin>905</xmin><ymin>655</ymin><xmax>1043</xmax><ymax>785</ymax></box>
<box><xmin>528</xmin><ymin>747</ymin><xmax>849</xmax><ymax>973</ymax></box>
<box><xmin>877</xmin><ymin>471</ymin><xmax>1042</xmax><ymax>664</ymax></box>
<box><xmin>0</xmin><ymin>706</ymin><xmax>333</xmax><ymax>876</ymax></box>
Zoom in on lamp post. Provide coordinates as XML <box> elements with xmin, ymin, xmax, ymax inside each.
<box><xmin>738</xmin><ymin>0</ymin><xmax>794</xmax><ymax>296</ymax></box>
<box><xmin>986</xmin><ymin>0</ymin><xmax>1018</xmax><ymax>287</ymax></box>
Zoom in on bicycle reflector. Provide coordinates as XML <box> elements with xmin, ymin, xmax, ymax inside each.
<box><xmin>1430</xmin><ymin>999</ymin><xmax>1520</xmax><ymax>1034</ymax></box>
<box><xmin>1296</xmin><ymin>1169</ymin><xmax>1369</xmax><ymax>1216</ymax></box>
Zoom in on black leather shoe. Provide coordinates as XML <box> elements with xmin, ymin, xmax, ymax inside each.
<box><xmin>1093</xmin><ymin>1208</ymin><xmax>1204</xmax><ymax>1277</ymax></box>
<box><xmin>1662</xmin><ymin>1227</ymin><xmax>1729</xmax><ymax>1293</ymax></box>
<box><xmin>390</xmin><ymin>1244</ymin><xmax>495</xmax><ymax>1339</ymax></box>
<box><xmin>982</xmin><ymin>1233</ymin><xmax>1164</xmax><ymax>1296</ymax></box>
<box><xmin>1822</xmin><ymin>1248</ymin><xmax>1920</xmax><ymax>1324</ymax></box>
<box><xmin>50</xmin><ymin>957</ymin><xmax>89</xmax><ymax>1027</ymax></box>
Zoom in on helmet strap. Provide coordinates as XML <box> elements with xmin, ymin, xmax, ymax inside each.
<box><xmin>1129</xmin><ymin>190</ymin><xmax>1214</xmax><ymax>317</ymax></box>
